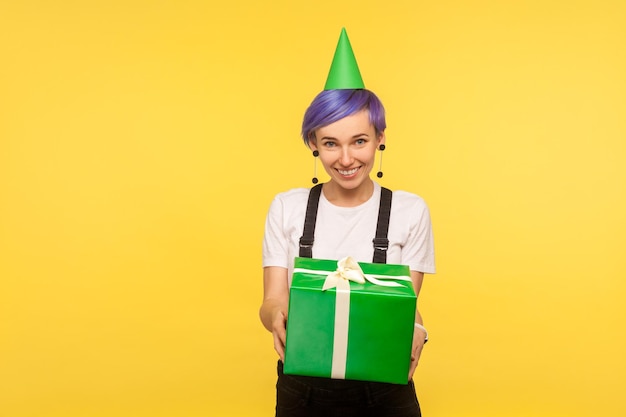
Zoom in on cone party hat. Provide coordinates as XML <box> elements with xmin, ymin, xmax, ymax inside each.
<box><xmin>324</xmin><ymin>28</ymin><xmax>365</xmax><ymax>90</ymax></box>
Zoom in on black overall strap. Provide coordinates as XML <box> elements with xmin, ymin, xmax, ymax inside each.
<box><xmin>299</xmin><ymin>183</ymin><xmax>323</xmax><ymax>258</ymax></box>
<box><xmin>372</xmin><ymin>187</ymin><xmax>393</xmax><ymax>264</ymax></box>
<box><xmin>298</xmin><ymin>184</ymin><xmax>393</xmax><ymax>263</ymax></box>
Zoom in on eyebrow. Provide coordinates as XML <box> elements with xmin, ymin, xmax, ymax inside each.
<box><xmin>320</xmin><ymin>133</ymin><xmax>370</xmax><ymax>141</ymax></box>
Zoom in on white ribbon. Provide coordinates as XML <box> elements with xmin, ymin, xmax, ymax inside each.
<box><xmin>293</xmin><ymin>258</ymin><xmax>410</xmax><ymax>290</ymax></box>
<box><xmin>294</xmin><ymin>257</ymin><xmax>410</xmax><ymax>379</ymax></box>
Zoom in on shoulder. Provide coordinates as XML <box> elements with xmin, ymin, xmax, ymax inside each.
<box><xmin>270</xmin><ymin>187</ymin><xmax>311</xmax><ymax>205</ymax></box>
<box><xmin>267</xmin><ymin>187</ymin><xmax>311</xmax><ymax>216</ymax></box>
<box><xmin>388</xmin><ymin>189</ymin><xmax>432</xmax><ymax>226</ymax></box>
<box><xmin>390</xmin><ymin>189</ymin><xmax>429</xmax><ymax>211</ymax></box>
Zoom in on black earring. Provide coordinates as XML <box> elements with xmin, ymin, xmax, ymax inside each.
<box><xmin>312</xmin><ymin>150</ymin><xmax>319</xmax><ymax>184</ymax></box>
<box><xmin>376</xmin><ymin>144</ymin><xmax>385</xmax><ymax>178</ymax></box>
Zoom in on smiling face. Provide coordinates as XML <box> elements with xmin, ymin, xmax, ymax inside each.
<box><xmin>309</xmin><ymin>109</ymin><xmax>385</xmax><ymax>203</ymax></box>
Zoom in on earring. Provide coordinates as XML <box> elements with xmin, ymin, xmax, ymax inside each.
<box><xmin>312</xmin><ymin>150</ymin><xmax>319</xmax><ymax>184</ymax></box>
<box><xmin>376</xmin><ymin>144</ymin><xmax>385</xmax><ymax>178</ymax></box>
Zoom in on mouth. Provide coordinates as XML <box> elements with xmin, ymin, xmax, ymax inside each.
<box><xmin>336</xmin><ymin>167</ymin><xmax>360</xmax><ymax>176</ymax></box>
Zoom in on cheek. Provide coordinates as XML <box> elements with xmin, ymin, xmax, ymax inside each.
<box><xmin>358</xmin><ymin>148</ymin><xmax>377</xmax><ymax>163</ymax></box>
<box><xmin>317</xmin><ymin>153</ymin><xmax>334</xmax><ymax>167</ymax></box>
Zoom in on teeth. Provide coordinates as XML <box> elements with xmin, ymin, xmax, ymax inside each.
<box><xmin>338</xmin><ymin>167</ymin><xmax>359</xmax><ymax>175</ymax></box>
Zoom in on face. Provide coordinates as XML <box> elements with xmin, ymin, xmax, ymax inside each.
<box><xmin>309</xmin><ymin>110</ymin><xmax>385</xmax><ymax>194</ymax></box>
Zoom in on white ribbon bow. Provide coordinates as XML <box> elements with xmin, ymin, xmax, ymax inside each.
<box><xmin>322</xmin><ymin>257</ymin><xmax>366</xmax><ymax>291</ymax></box>
<box><xmin>322</xmin><ymin>256</ymin><xmax>403</xmax><ymax>292</ymax></box>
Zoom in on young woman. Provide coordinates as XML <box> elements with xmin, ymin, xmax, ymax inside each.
<box><xmin>260</xmin><ymin>88</ymin><xmax>436</xmax><ymax>417</ymax></box>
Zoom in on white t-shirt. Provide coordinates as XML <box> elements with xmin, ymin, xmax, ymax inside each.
<box><xmin>263</xmin><ymin>182</ymin><xmax>436</xmax><ymax>284</ymax></box>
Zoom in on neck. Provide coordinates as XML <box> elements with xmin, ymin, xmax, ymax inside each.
<box><xmin>322</xmin><ymin>179</ymin><xmax>375</xmax><ymax>207</ymax></box>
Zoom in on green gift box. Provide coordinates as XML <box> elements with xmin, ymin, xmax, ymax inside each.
<box><xmin>284</xmin><ymin>257</ymin><xmax>417</xmax><ymax>385</ymax></box>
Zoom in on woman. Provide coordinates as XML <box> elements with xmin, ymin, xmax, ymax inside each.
<box><xmin>260</xmin><ymin>30</ymin><xmax>435</xmax><ymax>417</ymax></box>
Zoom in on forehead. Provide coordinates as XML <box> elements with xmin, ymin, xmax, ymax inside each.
<box><xmin>316</xmin><ymin>110</ymin><xmax>374</xmax><ymax>138</ymax></box>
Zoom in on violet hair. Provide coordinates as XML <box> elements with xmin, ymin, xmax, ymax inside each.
<box><xmin>301</xmin><ymin>89</ymin><xmax>386</xmax><ymax>145</ymax></box>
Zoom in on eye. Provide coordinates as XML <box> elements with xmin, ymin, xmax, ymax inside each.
<box><xmin>355</xmin><ymin>138</ymin><xmax>366</xmax><ymax>145</ymax></box>
<box><xmin>323</xmin><ymin>141</ymin><xmax>336</xmax><ymax>148</ymax></box>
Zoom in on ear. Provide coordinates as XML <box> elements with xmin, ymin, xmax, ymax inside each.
<box><xmin>308</xmin><ymin>136</ymin><xmax>318</xmax><ymax>152</ymax></box>
<box><xmin>377</xmin><ymin>131</ymin><xmax>386</xmax><ymax>148</ymax></box>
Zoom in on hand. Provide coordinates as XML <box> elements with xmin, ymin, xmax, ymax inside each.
<box><xmin>408</xmin><ymin>326</ymin><xmax>427</xmax><ymax>380</ymax></box>
<box><xmin>272</xmin><ymin>309</ymin><xmax>288</xmax><ymax>362</ymax></box>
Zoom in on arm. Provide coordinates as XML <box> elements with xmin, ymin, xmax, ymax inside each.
<box><xmin>409</xmin><ymin>270</ymin><xmax>427</xmax><ymax>380</ymax></box>
<box><xmin>259</xmin><ymin>266</ymin><xmax>290</xmax><ymax>361</ymax></box>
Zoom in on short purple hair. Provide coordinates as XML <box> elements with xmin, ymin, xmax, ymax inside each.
<box><xmin>301</xmin><ymin>89</ymin><xmax>386</xmax><ymax>145</ymax></box>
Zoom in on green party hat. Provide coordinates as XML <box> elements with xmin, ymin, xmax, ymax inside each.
<box><xmin>324</xmin><ymin>28</ymin><xmax>365</xmax><ymax>90</ymax></box>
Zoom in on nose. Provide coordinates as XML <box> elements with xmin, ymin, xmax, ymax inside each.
<box><xmin>340</xmin><ymin>147</ymin><xmax>353</xmax><ymax>166</ymax></box>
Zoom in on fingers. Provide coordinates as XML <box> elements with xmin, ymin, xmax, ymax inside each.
<box><xmin>273</xmin><ymin>331</ymin><xmax>285</xmax><ymax>362</ymax></box>
<box><xmin>408</xmin><ymin>336</ymin><xmax>425</xmax><ymax>380</ymax></box>
<box><xmin>272</xmin><ymin>310</ymin><xmax>288</xmax><ymax>361</ymax></box>
<box><xmin>408</xmin><ymin>359</ymin><xmax>418</xmax><ymax>380</ymax></box>
<box><xmin>408</xmin><ymin>347</ymin><xmax>421</xmax><ymax>379</ymax></box>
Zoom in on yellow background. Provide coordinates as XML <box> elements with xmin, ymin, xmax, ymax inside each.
<box><xmin>1</xmin><ymin>1</ymin><xmax>625</xmax><ymax>416</ymax></box>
